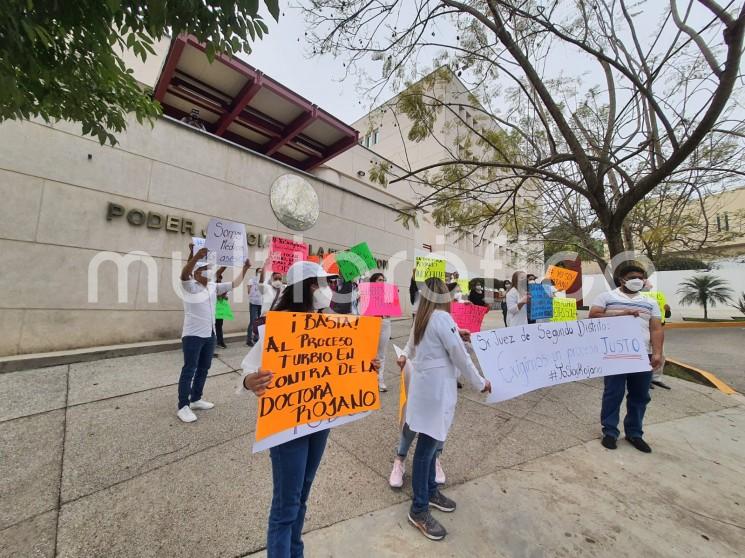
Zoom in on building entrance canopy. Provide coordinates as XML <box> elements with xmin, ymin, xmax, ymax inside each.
<box><xmin>153</xmin><ymin>36</ymin><xmax>358</xmax><ymax>171</ymax></box>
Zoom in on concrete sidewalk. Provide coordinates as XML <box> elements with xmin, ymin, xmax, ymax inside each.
<box><xmin>2</xmin><ymin>315</ymin><xmax>744</xmax><ymax>557</ymax></box>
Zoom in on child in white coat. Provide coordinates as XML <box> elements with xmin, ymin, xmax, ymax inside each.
<box><xmin>397</xmin><ymin>277</ymin><xmax>491</xmax><ymax>541</ymax></box>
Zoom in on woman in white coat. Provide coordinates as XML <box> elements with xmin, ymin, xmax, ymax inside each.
<box><xmin>505</xmin><ymin>270</ymin><xmax>530</xmax><ymax>327</ymax></box>
<box><xmin>397</xmin><ymin>278</ymin><xmax>491</xmax><ymax>541</ymax></box>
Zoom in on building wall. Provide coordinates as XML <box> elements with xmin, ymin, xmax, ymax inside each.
<box><xmin>0</xmin><ymin>116</ymin><xmax>415</xmax><ymax>356</ymax></box>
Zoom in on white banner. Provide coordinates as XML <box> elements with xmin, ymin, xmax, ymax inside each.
<box><xmin>472</xmin><ymin>317</ymin><xmax>650</xmax><ymax>403</ymax></box>
<box><xmin>205</xmin><ymin>218</ymin><xmax>247</xmax><ymax>267</ymax></box>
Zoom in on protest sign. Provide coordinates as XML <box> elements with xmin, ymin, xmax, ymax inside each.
<box><xmin>641</xmin><ymin>291</ymin><xmax>667</xmax><ymax>323</ymax></box>
<box><xmin>255</xmin><ymin>312</ymin><xmax>381</xmax><ymax>443</ymax></box>
<box><xmin>529</xmin><ymin>284</ymin><xmax>554</xmax><ymax>320</ymax></box>
<box><xmin>546</xmin><ymin>265</ymin><xmax>578</xmax><ymax>292</ymax></box>
<box><xmin>415</xmin><ymin>257</ymin><xmax>446</xmax><ymax>282</ymax></box>
<box><xmin>451</xmin><ymin>302</ymin><xmax>489</xmax><ymax>332</ymax></box>
<box><xmin>205</xmin><ymin>218</ymin><xmax>247</xmax><ymax>267</ymax></box>
<box><xmin>191</xmin><ymin>237</ymin><xmax>208</xmax><ymax>265</ymax></box>
<box><xmin>472</xmin><ymin>317</ymin><xmax>650</xmax><ymax>403</ymax></box>
<box><xmin>253</xmin><ymin>412</ymin><xmax>370</xmax><ymax>453</ymax></box>
<box><xmin>394</xmin><ymin>344</ymin><xmax>408</xmax><ymax>427</ymax></box>
<box><xmin>269</xmin><ymin>237</ymin><xmax>309</xmax><ymax>274</ymax></box>
<box><xmin>336</xmin><ymin>242</ymin><xmax>377</xmax><ymax>281</ymax></box>
<box><xmin>358</xmin><ymin>282</ymin><xmax>402</xmax><ymax>317</ymax></box>
<box><xmin>551</xmin><ymin>297</ymin><xmax>577</xmax><ymax>322</ymax></box>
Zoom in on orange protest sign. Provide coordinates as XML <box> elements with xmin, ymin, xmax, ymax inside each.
<box><xmin>256</xmin><ymin>311</ymin><xmax>382</xmax><ymax>441</ymax></box>
<box><xmin>546</xmin><ymin>265</ymin><xmax>578</xmax><ymax>292</ymax></box>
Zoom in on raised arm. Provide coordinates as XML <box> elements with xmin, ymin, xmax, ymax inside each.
<box><xmin>181</xmin><ymin>247</ymin><xmax>208</xmax><ymax>283</ymax></box>
<box><xmin>231</xmin><ymin>259</ymin><xmax>252</xmax><ymax>289</ymax></box>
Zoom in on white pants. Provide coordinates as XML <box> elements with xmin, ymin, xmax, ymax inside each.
<box><xmin>376</xmin><ymin>318</ymin><xmax>392</xmax><ymax>387</ymax></box>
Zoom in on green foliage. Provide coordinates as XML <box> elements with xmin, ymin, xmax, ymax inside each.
<box><xmin>732</xmin><ymin>293</ymin><xmax>745</xmax><ymax>316</ymax></box>
<box><xmin>677</xmin><ymin>274</ymin><xmax>733</xmax><ymax>320</ymax></box>
<box><xmin>655</xmin><ymin>257</ymin><xmax>709</xmax><ymax>271</ymax></box>
<box><xmin>0</xmin><ymin>1</ymin><xmax>280</xmax><ymax>145</ymax></box>
<box><xmin>368</xmin><ymin>160</ymin><xmax>391</xmax><ymax>186</ymax></box>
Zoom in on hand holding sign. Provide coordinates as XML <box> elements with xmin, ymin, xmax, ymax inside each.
<box><xmin>528</xmin><ymin>284</ymin><xmax>553</xmax><ymax>320</ymax></box>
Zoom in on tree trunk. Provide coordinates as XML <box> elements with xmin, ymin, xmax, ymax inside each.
<box><xmin>704</xmin><ymin>299</ymin><xmax>708</xmax><ymax>321</ymax></box>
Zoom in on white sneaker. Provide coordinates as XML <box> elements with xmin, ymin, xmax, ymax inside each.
<box><xmin>389</xmin><ymin>458</ymin><xmax>405</xmax><ymax>488</ymax></box>
<box><xmin>379</xmin><ymin>382</ymin><xmax>388</xmax><ymax>392</ymax></box>
<box><xmin>435</xmin><ymin>457</ymin><xmax>446</xmax><ymax>484</ymax></box>
<box><xmin>189</xmin><ymin>399</ymin><xmax>215</xmax><ymax>410</ymax></box>
<box><xmin>177</xmin><ymin>406</ymin><xmax>197</xmax><ymax>423</ymax></box>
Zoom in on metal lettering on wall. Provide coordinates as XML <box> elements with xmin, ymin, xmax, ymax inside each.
<box><xmin>105</xmin><ymin>202</ymin><xmax>388</xmax><ymax>268</ymax></box>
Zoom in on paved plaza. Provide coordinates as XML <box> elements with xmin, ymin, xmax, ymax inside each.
<box><xmin>2</xmin><ymin>315</ymin><xmax>744</xmax><ymax>557</ymax></box>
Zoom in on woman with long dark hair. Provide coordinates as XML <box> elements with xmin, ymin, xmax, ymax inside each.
<box><xmin>397</xmin><ymin>277</ymin><xmax>491</xmax><ymax>541</ymax></box>
<box><xmin>240</xmin><ymin>261</ymin><xmax>380</xmax><ymax>557</ymax></box>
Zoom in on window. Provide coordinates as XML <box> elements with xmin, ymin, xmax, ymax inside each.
<box><xmin>372</xmin><ymin>128</ymin><xmax>380</xmax><ymax>144</ymax></box>
<box><xmin>717</xmin><ymin>212</ymin><xmax>730</xmax><ymax>232</ymax></box>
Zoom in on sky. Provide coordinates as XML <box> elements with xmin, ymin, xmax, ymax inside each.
<box><xmin>236</xmin><ymin>4</ymin><xmax>388</xmax><ymax>124</ymax></box>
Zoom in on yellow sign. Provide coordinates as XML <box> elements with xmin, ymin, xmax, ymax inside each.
<box><xmin>551</xmin><ymin>298</ymin><xmax>577</xmax><ymax>322</ymax></box>
<box><xmin>415</xmin><ymin>257</ymin><xmax>446</xmax><ymax>282</ymax></box>
<box><xmin>256</xmin><ymin>312</ymin><xmax>382</xmax><ymax>441</ymax></box>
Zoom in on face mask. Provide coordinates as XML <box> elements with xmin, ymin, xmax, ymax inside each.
<box><xmin>271</xmin><ymin>280</ymin><xmax>283</xmax><ymax>289</ymax></box>
<box><xmin>313</xmin><ymin>286</ymin><xmax>333</xmax><ymax>310</ymax></box>
<box><xmin>475</xmin><ymin>286</ymin><xmax>483</xmax><ymax>293</ymax></box>
<box><xmin>624</xmin><ymin>278</ymin><xmax>645</xmax><ymax>292</ymax></box>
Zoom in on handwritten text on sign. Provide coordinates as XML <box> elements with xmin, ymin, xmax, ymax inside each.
<box><xmin>415</xmin><ymin>257</ymin><xmax>446</xmax><ymax>282</ymax></box>
<box><xmin>451</xmin><ymin>302</ymin><xmax>489</xmax><ymax>332</ymax></box>
<box><xmin>546</xmin><ymin>265</ymin><xmax>578</xmax><ymax>292</ymax></box>
<box><xmin>551</xmin><ymin>297</ymin><xmax>577</xmax><ymax>322</ymax></box>
<box><xmin>270</xmin><ymin>237</ymin><xmax>309</xmax><ymax>274</ymax></box>
<box><xmin>358</xmin><ymin>282</ymin><xmax>402</xmax><ymax>317</ymax></box>
<box><xmin>206</xmin><ymin>218</ymin><xmax>247</xmax><ymax>267</ymax></box>
<box><xmin>256</xmin><ymin>312</ymin><xmax>381</xmax><ymax>441</ymax></box>
<box><xmin>529</xmin><ymin>284</ymin><xmax>554</xmax><ymax>320</ymax></box>
<box><xmin>472</xmin><ymin>317</ymin><xmax>649</xmax><ymax>403</ymax></box>
<box><xmin>336</xmin><ymin>242</ymin><xmax>378</xmax><ymax>281</ymax></box>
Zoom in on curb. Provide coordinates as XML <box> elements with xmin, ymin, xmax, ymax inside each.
<box><xmin>666</xmin><ymin>321</ymin><xmax>745</xmax><ymax>329</ymax></box>
<box><xmin>0</xmin><ymin>332</ymin><xmax>248</xmax><ymax>374</ymax></box>
<box><xmin>665</xmin><ymin>357</ymin><xmax>737</xmax><ymax>395</ymax></box>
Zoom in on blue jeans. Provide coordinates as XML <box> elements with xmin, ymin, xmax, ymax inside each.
<box><xmin>397</xmin><ymin>423</ymin><xmax>443</xmax><ymax>458</ymax></box>
<box><xmin>267</xmin><ymin>430</ymin><xmax>330</xmax><ymax>558</ymax></box>
<box><xmin>177</xmin><ymin>334</ymin><xmax>215</xmax><ymax>409</ymax></box>
<box><xmin>601</xmin><ymin>370</ymin><xmax>653</xmax><ymax>439</ymax></box>
<box><xmin>247</xmin><ymin>303</ymin><xmax>262</xmax><ymax>343</ymax></box>
<box><xmin>410</xmin><ymin>432</ymin><xmax>440</xmax><ymax>514</ymax></box>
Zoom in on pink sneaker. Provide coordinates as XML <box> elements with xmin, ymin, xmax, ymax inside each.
<box><xmin>435</xmin><ymin>457</ymin><xmax>446</xmax><ymax>484</ymax></box>
<box><xmin>389</xmin><ymin>458</ymin><xmax>405</xmax><ymax>488</ymax></box>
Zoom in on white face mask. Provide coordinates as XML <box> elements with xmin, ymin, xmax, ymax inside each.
<box><xmin>624</xmin><ymin>278</ymin><xmax>645</xmax><ymax>292</ymax></box>
<box><xmin>313</xmin><ymin>286</ymin><xmax>333</xmax><ymax>310</ymax></box>
<box><xmin>271</xmin><ymin>280</ymin><xmax>283</xmax><ymax>289</ymax></box>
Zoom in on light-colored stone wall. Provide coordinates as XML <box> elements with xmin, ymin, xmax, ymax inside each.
<box><xmin>0</xmin><ymin>116</ymin><xmax>415</xmax><ymax>356</ymax></box>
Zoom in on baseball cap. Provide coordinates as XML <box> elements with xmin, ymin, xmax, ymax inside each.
<box><xmin>286</xmin><ymin>261</ymin><xmax>335</xmax><ymax>285</ymax></box>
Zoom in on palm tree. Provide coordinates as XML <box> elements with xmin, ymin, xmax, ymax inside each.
<box><xmin>677</xmin><ymin>274</ymin><xmax>734</xmax><ymax>320</ymax></box>
<box><xmin>732</xmin><ymin>293</ymin><xmax>745</xmax><ymax>317</ymax></box>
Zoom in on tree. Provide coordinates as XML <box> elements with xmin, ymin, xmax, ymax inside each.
<box><xmin>0</xmin><ymin>0</ymin><xmax>280</xmax><ymax>145</ymax></box>
<box><xmin>677</xmin><ymin>273</ymin><xmax>733</xmax><ymax>319</ymax></box>
<box><xmin>732</xmin><ymin>292</ymin><xmax>745</xmax><ymax>316</ymax></box>
<box><xmin>303</xmin><ymin>1</ymin><xmax>745</xmax><ymax>272</ymax></box>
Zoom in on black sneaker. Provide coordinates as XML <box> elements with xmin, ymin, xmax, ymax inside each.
<box><xmin>218</xmin><ymin>342</ymin><xmax>227</xmax><ymax>349</ymax></box>
<box><xmin>408</xmin><ymin>509</ymin><xmax>447</xmax><ymax>541</ymax></box>
<box><xmin>601</xmin><ymin>435</ymin><xmax>617</xmax><ymax>450</ymax></box>
<box><xmin>429</xmin><ymin>490</ymin><xmax>456</xmax><ymax>512</ymax></box>
<box><xmin>625</xmin><ymin>436</ymin><xmax>652</xmax><ymax>453</ymax></box>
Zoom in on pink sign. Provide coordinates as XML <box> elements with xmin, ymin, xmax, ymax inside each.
<box><xmin>269</xmin><ymin>237</ymin><xmax>309</xmax><ymax>274</ymax></box>
<box><xmin>451</xmin><ymin>302</ymin><xmax>489</xmax><ymax>333</ymax></box>
<box><xmin>359</xmin><ymin>282</ymin><xmax>402</xmax><ymax>317</ymax></box>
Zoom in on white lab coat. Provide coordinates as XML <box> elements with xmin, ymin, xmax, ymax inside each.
<box><xmin>506</xmin><ymin>288</ymin><xmax>528</xmax><ymax>326</ymax></box>
<box><xmin>402</xmin><ymin>310</ymin><xmax>486</xmax><ymax>442</ymax></box>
